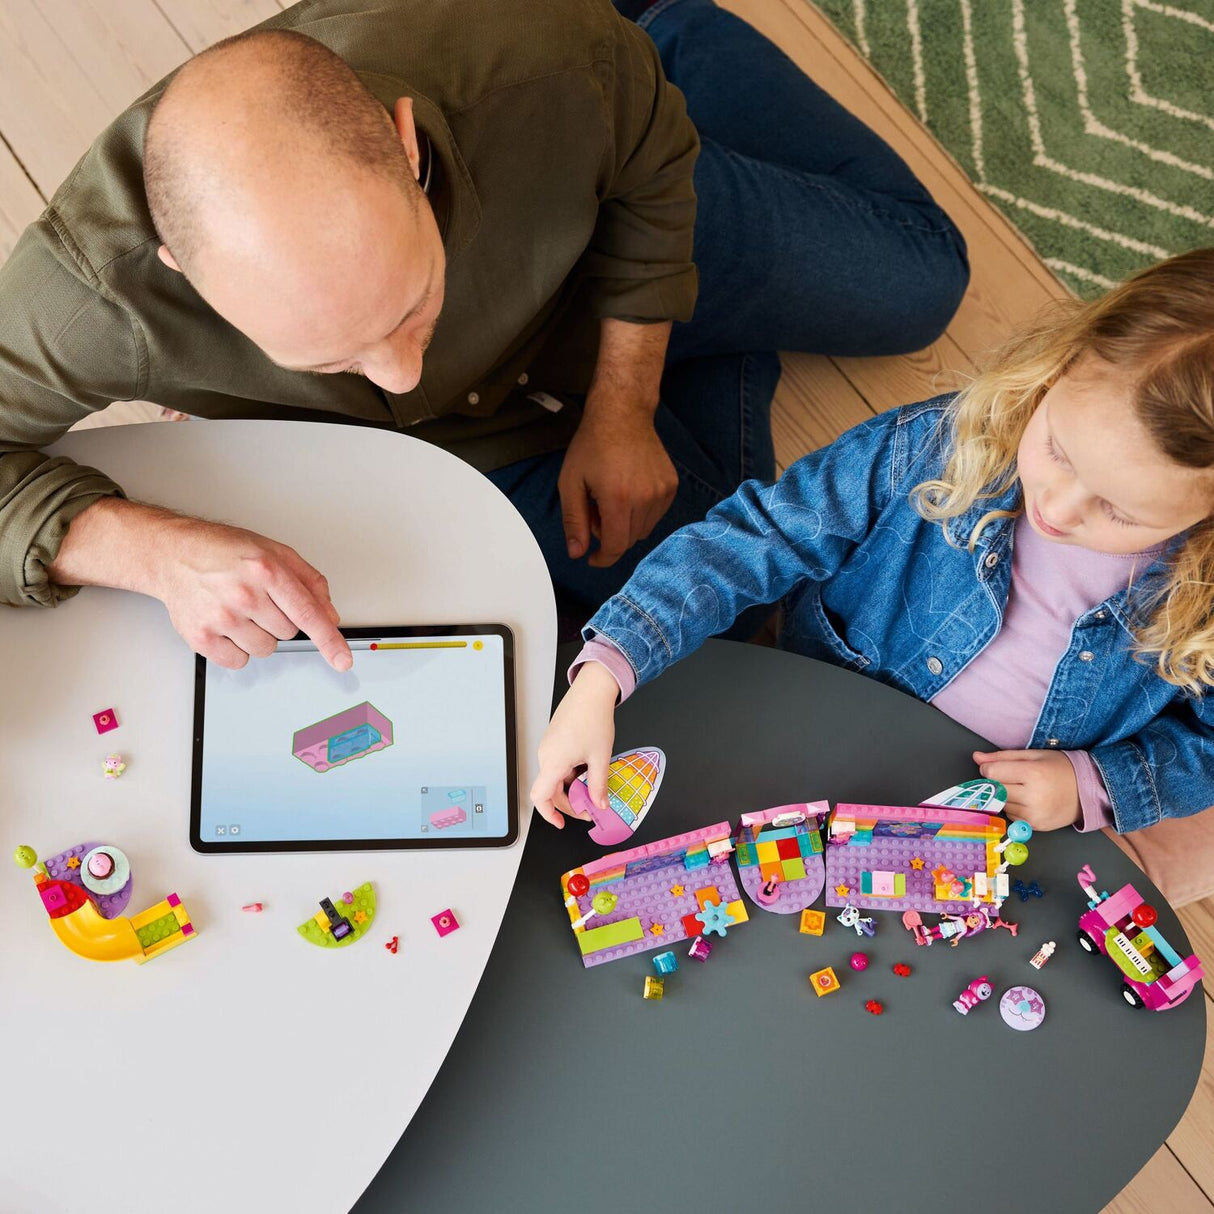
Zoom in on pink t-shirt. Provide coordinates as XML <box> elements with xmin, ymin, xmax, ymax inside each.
<box><xmin>571</xmin><ymin>513</ymin><xmax>1165</xmax><ymax>832</ymax></box>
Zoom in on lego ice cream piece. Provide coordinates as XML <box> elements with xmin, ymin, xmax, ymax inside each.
<box><xmin>1030</xmin><ymin>941</ymin><xmax>1056</xmax><ymax>969</ymax></box>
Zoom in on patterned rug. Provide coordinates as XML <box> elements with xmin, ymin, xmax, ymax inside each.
<box><xmin>813</xmin><ymin>0</ymin><xmax>1214</xmax><ymax>296</ymax></box>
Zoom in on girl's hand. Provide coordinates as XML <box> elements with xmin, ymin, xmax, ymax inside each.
<box><xmin>530</xmin><ymin>663</ymin><xmax>620</xmax><ymax>828</ymax></box>
<box><xmin>973</xmin><ymin>749</ymin><xmax>1081</xmax><ymax>830</ymax></box>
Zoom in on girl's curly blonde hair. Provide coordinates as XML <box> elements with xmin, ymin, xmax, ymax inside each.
<box><xmin>912</xmin><ymin>247</ymin><xmax>1214</xmax><ymax>693</ymax></box>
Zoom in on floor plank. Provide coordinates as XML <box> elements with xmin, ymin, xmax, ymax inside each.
<box><xmin>0</xmin><ymin>140</ymin><xmax>44</xmax><ymax>261</ymax></box>
<box><xmin>772</xmin><ymin>352</ymin><xmax>875</xmax><ymax>470</ymax></box>
<box><xmin>0</xmin><ymin>0</ymin><xmax>187</xmax><ymax>194</ymax></box>
<box><xmin>1167</xmin><ymin>992</ymin><xmax>1214</xmax><ymax>1204</ymax></box>
<box><xmin>1102</xmin><ymin>1142</ymin><xmax>1212</xmax><ymax>1214</ymax></box>
<box><xmin>151</xmin><ymin>0</ymin><xmax>284</xmax><ymax>53</ymax></box>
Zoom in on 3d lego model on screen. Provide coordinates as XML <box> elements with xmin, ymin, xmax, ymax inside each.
<box><xmin>291</xmin><ymin>701</ymin><xmax>394</xmax><ymax>772</ymax></box>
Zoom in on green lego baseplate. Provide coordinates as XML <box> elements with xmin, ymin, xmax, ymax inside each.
<box><xmin>296</xmin><ymin>882</ymin><xmax>376</xmax><ymax>949</ymax></box>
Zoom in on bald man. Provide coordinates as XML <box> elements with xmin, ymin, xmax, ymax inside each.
<box><xmin>0</xmin><ymin>0</ymin><xmax>967</xmax><ymax>671</ymax></box>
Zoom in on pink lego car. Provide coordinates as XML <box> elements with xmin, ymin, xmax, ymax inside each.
<box><xmin>1075</xmin><ymin>865</ymin><xmax>1203</xmax><ymax>1010</ymax></box>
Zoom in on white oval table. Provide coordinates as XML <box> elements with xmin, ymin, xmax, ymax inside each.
<box><xmin>0</xmin><ymin>421</ymin><xmax>555</xmax><ymax>1214</ymax></box>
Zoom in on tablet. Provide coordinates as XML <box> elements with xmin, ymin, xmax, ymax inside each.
<box><xmin>190</xmin><ymin>625</ymin><xmax>518</xmax><ymax>853</ymax></box>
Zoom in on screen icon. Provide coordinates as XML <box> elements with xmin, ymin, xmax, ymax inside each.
<box><xmin>230</xmin><ymin>824</ymin><xmax>241</xmax><ymax>836</ymax></box>
<box><xmin>215</xmin><ymin>825</ymin><xmax>227</xmax><ymax>836</ymax></box>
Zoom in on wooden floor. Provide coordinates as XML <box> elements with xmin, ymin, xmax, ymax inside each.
<box><xmin>1</xmin><ymin>1</ymin><xmax>1212</xmax><ymax>1209</ymax></box>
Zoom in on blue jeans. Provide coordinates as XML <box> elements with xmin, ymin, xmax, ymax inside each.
<box><xmin>489</xmin><ymin>0</ymin><xmax>970</xmax><ymax>610</ymax></box>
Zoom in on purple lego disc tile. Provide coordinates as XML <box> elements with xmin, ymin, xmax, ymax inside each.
<box><xmin>44</xmin><ymin>842</ymin><xmax>133</xmax><ymax>918</ymax></box>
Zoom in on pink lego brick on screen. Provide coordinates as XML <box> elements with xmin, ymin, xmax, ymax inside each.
<box><xmin>429</xmin><ymin>805</ymin><xmax>468</xmax><ymax>830</ymax></box>
<box><xmin>292</xmin><ymin>701</ymin><xmax>394</xmax><ymax>773</ymax></box>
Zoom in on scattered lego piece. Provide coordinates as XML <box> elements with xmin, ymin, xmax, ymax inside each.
<box><xmin>653</xmin><ymin>951</ymin><xmax>678</xmax><ymax>975</ymax></box>
<box><xmin>242</xmin><ymin>903</ymin><xmax>264</xmax><ymax>913</ymax></box>
<box><xmin>810</xmin><ymin>966</ymin><xmax>841</xmax><ymax>996</ymax></box>
<box><xmin>837</xmin><ymin>904</ymin><xmax>876</xmax><ymax>937</ymax></box>
<box><xmin>13</xmin><ymin>845</ymin><xmax>36</xmax><ymax>869</ymax></box>
<box><xmin>1013</xmin><ymin>879</ymin><xmax>1044</xmax><ymax>902</ymax></box>
<box><xmin>591</xmin><ymin>890</ymin><xmax>619</xmax><ymax>915</ymax></box>
<box><xmin>341</xmin><ymin>891</ymin><xmax>354</xmax><ymax>903</ymax></box>
<box><xmin>992</xmin><ymin>915</ymin><xmax>1019</xmax><ymax>936</ymax></box>
<box><xmin>1029</xmin><ymin>941</ymin><xmax>1056</xmax><ymax>969</ymax></box>
<box><xmin>892</xmin><ymin>962</ymin><xmax>912</xmax><ymax>977</ymax></box>
<box><xmin>567</xmin><ymin>873</ymin><xmax>591</xmax><ymax>897</ymax></box>
<box><xmin>999</xmin><ymin>985</ymin><xmax>1046</xmax><ymax>1030</ymax></box>
<box><xmin>864</xmin><ymin>1000</ymin><xmax>884</xmax><ymax>1015</ymax></box>
<box><xmin>93</xmin><ymin>708</ymin><xmax>120</xmax><ymax>735</ymax></box>
<box><xmin>431</xmin><ymin>909</ymin><xmax>460</xmax><ymax>937</ymax></box>
<box><xmin>687</xmin><ymin>937</ymin><xmax>713</xmax><ymax>962</ymax></box>
<box><xmin>670</xmin><ymin>884</ymin><xmax>686</xmax><ymax>897</ymax></box>
<box><xmin>799</xmin><ymin>908</ymin><xmax>826</xmax><ymax>935</ymax></box>
<box><xmin>643</xmin><ymin>975</ymin><xmax>665</xmax><ymax>1000</ymax></box>
<box><xmin>849</xmin><ymin>951</ymin><xmax>869</xmax><ymax>972</ymax></box>
<box><xmin>297</xmin><ymin>883</ymin><xmax>376</xmax><ymax>949</ymax></box>
<box><xmin>695</xmin><ymin>899</ymin><xmax>736</xmax><ymax>938</ymax></box>
<box><xmin>953</xmin><ymin>976</ymin><xmax>993</xmax><ymax>1014</ymax></box>
<box><xmin>102</xmin><ymin>753</ymin><xmax>126</xmax><ymax>780</ymax></box>
<box><xmin>385</xmin><ymin>936</ymin><xmax>399</xmax><ymax>954</ymax></box>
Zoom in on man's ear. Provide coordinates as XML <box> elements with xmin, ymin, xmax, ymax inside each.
<box><xmin>157</xmin><ymin>245</ymin><xmax>183</xmax><ymax>273</ymax></box>
<box><xmin>393</xmin><ymin>96</ymin><xmax>421</xmax><ymax>182</ymax></box>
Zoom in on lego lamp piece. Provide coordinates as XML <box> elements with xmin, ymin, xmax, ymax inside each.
<box><xmin>849</xmin><ymin>952</ymin><xmax>869</xmax><ymax>972</ymax></box>
<box><xmin>810</xmin><ymin>966</ymin><xmax>841</xmax><ymax>996</ymax></box>
<box><xmin>92</xmin><ymin>708</ymin><xmax>120</xmax><ymax>735</ymax></box>
<box><xmin>569</xmin><ymin>746</ymin><xmax>666</xmax><ymax>846</ymax></box>
<box><xmin>297</xmin><ymin>883</ymin><xmax>376</xmax><ymax>949</ymax></box>
<box><xmin>1002</xmin><ymin>842</ymin><xmax>1029</xmax><ymax>867</ymax></box>
<box><xmin>653</xmin><ymin>951</ymin><xmax>678</xmax><ymax>975</ymax></box>
<box><xmin>13</xmin><ymin>845</ymin><xmax>37</xmax><ymax>869</ymax></box>
<box><xmin>591</xmin><ymin>891</ymin><xmax>619</xmax><ymax>915</ymax></box>
<box><xmin>999</xmin><ymin>985</ymin><xmax>1046</xmax><ymax>1030</ymax></box>
<box><xmin>687</xmin><ymin>937</ymin><xmax>713</xmax><ymax>962</ymax></box>
<box><xmin>431</xmin><ymin>908</ymin><xmax>460</xmax><ymax>937</ymax></box>
<box><xmin>799</xmin><ymin>908</ymin><xmax>825</xmax><ymax>936</ymax></box>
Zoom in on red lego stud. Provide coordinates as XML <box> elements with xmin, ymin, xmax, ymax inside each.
<box><xmin>864</xmin><ymin>1000</ymin><xmax>884</xmax><ymax>1015</ymax></box>
<box><xmin>893</xmin><ymin>962</ymin><xmax>912</xmax><ymax>977</ymax></box>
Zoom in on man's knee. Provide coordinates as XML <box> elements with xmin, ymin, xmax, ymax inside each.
<box><xmin>881</xmin><ymin>228</ymin><xmax>970</xmax><ymax>354</ymax></box>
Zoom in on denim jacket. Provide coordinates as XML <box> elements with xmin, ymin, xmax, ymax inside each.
<box><xmin>584</xmin><ymin>397</ymin><xmax>1213</xmax><ymax>833</ymax></box>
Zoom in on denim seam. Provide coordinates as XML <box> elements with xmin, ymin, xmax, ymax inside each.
<box><xmin>715</xmin><ymin>142</ymin><xmax>957</xmax><ymax>237</ymax></box>
<box><xmin>614</xmin><ymin>592</ymin><xmax>675</xmax><ymax>664</ymax></box>
<box><xmin>637</xmin><ymin>0</ymin><xmax>689</xmax><ymax>32</ymax></box>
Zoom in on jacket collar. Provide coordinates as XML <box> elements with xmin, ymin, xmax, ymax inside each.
<box><xmin>358</xmin><ymin>72</ymin><xmax>482</xmax><ymax>264</ymax></box>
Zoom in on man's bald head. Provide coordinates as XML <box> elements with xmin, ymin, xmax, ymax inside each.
<box><xmin>144</xmin><ymin>28</ymin><xmax>422</xmax><ymax>278</ymax></box>
<box><xmin>141</xmin><ymin>28</ymin><xmax>447</xmax><ymax>397</ymax></box>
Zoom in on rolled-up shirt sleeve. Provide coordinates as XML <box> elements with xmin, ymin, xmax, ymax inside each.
<box><xmin>0</xmin><ymin>219</ymin><xmax>136</xmax><ymax>607</ymax></box>
<box><xmin>580</xmin><ymin>17</ymin><xmax>699</xmax><ymax>324</ymax></box>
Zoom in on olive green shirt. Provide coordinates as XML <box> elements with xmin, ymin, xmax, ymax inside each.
<box><xmin>0</xmin><ymin>0</ymin><xmax>699</xmax><ymax>608</ymax></box>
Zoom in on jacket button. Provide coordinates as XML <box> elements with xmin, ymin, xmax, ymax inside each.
<box><xmin>984</xmin><ymin>552</ymin><xmax>999</xmax><ymax>569</ymax></box>
<box><xmin>1079</xmin><ymin>650</ymin><xmax>1095</xmax><ymax>662</ymax></box>
<box><xmin>1095</xmin><ymin>610</ymin><xmax>1107</xmax><ymax>619</ymax></box>
<box><xmin>517</xmin><ymin>373</ymin><xmax>529</xmax><ymax>386</ymax></box>
<box><xmin>926</xmin><ymin>656</ymin><xmax>943</xmax><ymax>675</ymax></box>
<box><xmin>1047</xmin><ymin>738</ymin><xmax>1060</xmax><ymax>747</ymax></box>
<box><xmin>467</xmin><ymin>391</ymin><xmax>480</xmax><ymax>405</ymax></box>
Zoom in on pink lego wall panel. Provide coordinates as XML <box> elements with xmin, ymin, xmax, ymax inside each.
<box><xmin>292</xmin><ymin>701</ymin><xmax>394</xmax><ymax>773</ymax></box>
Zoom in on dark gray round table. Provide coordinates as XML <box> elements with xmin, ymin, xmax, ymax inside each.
<box><xmin>353</xmin><ymin>641</ymin><xmax>1205</xmax><ymax>1214</ymax></box>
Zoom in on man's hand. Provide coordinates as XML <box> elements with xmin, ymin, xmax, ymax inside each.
<box><xmin>559</xmin><ymin>407</ymin><xmax>678</xmax><ymax>568</ymax></box>
<box><xmin>559</xmin><ymin>317</ymin><xmax>677</xmax><ymax>568</ymax></box>
<box><xmin>973</xmin><ymin>748</ymin><xmax>1082</xmax><ymax>830</ymax></box>
<box><xmin>49</xmin><ymin>497</ymin><xmax>352</xmax><ymax>671</ymax></box>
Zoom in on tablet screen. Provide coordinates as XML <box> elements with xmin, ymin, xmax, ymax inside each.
<box><xmin>190</xmin><ymin>625</ymin><xmax>518</xmax><ymax>852</ymax></box>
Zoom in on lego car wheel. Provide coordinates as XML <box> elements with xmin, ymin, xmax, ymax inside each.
<box><xmin>1121</xmin><ymin>983</ymin><xmax>1145</xmax><ymax>1009</ymax></box>
<box><xmin>1077</xmin><ymin>929</ymin><xmax>1100</xmax><ymax>954</ymax></box>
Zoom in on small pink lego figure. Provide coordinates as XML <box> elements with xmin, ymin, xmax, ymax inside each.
<box><xmin>953</xmin><ymin>976</ymin><xmax>993</xmax><ymax>1014</ymax></box>
<box><xmin>756</xmin><ymin>874</ymin><xmax>781</xmax><ymax>905</ymax></box>
<box><xmin>102</xmin><ymin>753</ymin><xmax>126</xmax><ymax>780</ymax></box>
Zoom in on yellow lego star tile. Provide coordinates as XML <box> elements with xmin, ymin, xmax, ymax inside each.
<box><xmin>834</xmin><ymin>883</ymin><xmax>850</xmax><ymax>898</ymax></box>
<box><xmin>799</xmin><ymin>909</ymin><xmax>826</xmax><ymax>935</ymax></box>
<box><xmin>353</xmin><ymin>910</ymin><xmax>367</xmax><ymax>924</ymax></box>
<box><xmin>910</xmin><ymin>856</ymin><xmax>926</xmax><ymax>870</ymax></box>
<box><xmin>66</xmin><ymin>856</ymin><xmax>80</xmax><ymax>869</ymax></box>
<box><xmin>670</xmin><ymin>885</ymin><xmax>685</xmax><ymax>897</ymax></box>
<box><xmin>650</xmin><ymin>923</ymin><xmax>665</xmax><ymax>936</ymax></box>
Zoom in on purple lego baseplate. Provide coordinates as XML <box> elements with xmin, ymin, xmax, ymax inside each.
<box><xmin>734</xmin><ymin>802</ymin><xmax>828</xmax><ymax>914</ymax></box>
<box><xmin>561</xmin><ymin>823</ymin><xmax>751</xmax><ymax>968</ymax></box>
<box><xmin>44</xmin><ymin>841</ymin><xmax>132</xmax><ymax>918</ymax></box>
<box><xmin>824</xmin><ymin>832</ymin><xmax>994</xmax><ymax>916</ymax></box>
